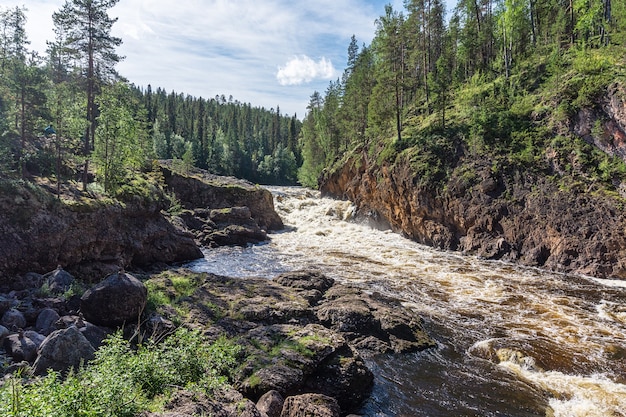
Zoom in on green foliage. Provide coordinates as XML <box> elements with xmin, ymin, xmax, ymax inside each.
<box><xmin>93</xmin><ymin>82</ymin><xmax>148</xmax><ymax>193</ymax></box>
<box><xmin>0</xmin><ymin>328</ymin><xmax>241</xmax><ymax>417</ymax></box>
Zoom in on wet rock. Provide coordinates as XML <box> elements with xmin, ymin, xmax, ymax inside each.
<box><xmin>1</xmin><ymin>308</ymin><xmax>26</xmax><ymax>329</ymax></box>
<box><xmin>43</xmin><ymin>267</ymin><xmax>75</xmax><ymax>294</ymax></box>
<box><xmin>316</xmin><ymin>285</ymin><xmax>435</xmax><ymax>354</ymax></box>
<box><xmin>257</xmin><ymin>390</ymin><xmax>284</xmax><ymax>417</ymax></box>
<box><xmin>33</xmin><ymin>326</ymin><xmax>95</xmax><ymax>375</ymax></box>
<box><xmin>35</xmin><ymin>308</ymin><xmax>61</xmax><ymax>335</ymax></box>
<box><xmin>280</xmin><ymin>394</ymin><xmax>340</xmax><ymax>417</ymax></box>
<box><xmin>303</xmin><ymin>344</ymin><xmax>373</xmax><ymax>412</ymax></box>
<box><xmin>238</xmin><ymin>323</ymin><xmax>371</xmax><ymax>413</ymax></box>
<box><xmin>80</xmin><ymin>271</ymin><xmax>147</xmax><ymax>327</ymax></box>
<box><xmin>3</xmin><ymin>330</ymin><xmax>45</xmax><ymax>362</ymax></box>
<box><xmin>275</xmin><ymin>271</ymin><xmax>335</xmax><ymax>293</ymax></box>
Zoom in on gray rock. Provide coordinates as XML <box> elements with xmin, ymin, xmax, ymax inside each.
<box><xmin>35</xmin><ymin>308</ymin><xmax>61</xmax><ymax>335</ymax></box>
<box><xmin>80</xmin><ymin>271</ymin><xmax>147</xmax><ymax>327</ymax></box>
<box><xmin>3</xmin><ymin>330</ymin><xmax>45</xmax><ymax>362</ymax></box>
<box><xmin>44</xmin><ymin>267</ymin><xmax>75</xmax><ymax>294</ymax></box>
<box><xmin>0</xmin><ymin>324</ymin><xmax>9</xmax><ymax>339</ymax></box>
<box><xmin>33</xmin><ymin>326</ymin><xmax>95</xmax><ymax>375</ymax></box>
<box><xmin>279</xmin><ymin>394</ymin><xmax>340</xmax><ymax>417</ymax></box>
<box><xmin>1</xmin><ymin>308</ymin><xmax>26</xmax><ymax>329</ymax></box>
<box><xmin>0</xmin><ymin>295</ymin><xmax>13</xmax><ymax>316</ymax></box>
<box><xmin>257</xmin><ymin>390</ymin><xmax>284</xmax><ymax>417</ymax></box>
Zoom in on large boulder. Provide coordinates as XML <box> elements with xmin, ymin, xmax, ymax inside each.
<box><xmin>80</xmin><ymin>271</ymin><xmax>147</xmax><ymax>327</ymax></box>
<box><xmin>279</xmin><ymin>394</ymin><xmax>340</xmax><ymax>417</ymax></box>
<box><xmin>33</xmin><ymin>326</ymin><xmax>95</xmax><ymax>375</ymax></box>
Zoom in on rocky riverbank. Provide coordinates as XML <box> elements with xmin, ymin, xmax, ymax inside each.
<box><xmin>321</xmin><ymin>152</ymin><xmax>626</xmax><ymax>279</ymax></box>
<box><xmin>0</xmin><ymin>267</ymin><xmax>435</xmax><ymax>416</ymax></box>
<box><xmin>0</xmin><ymin>163</ymin><xmax>282</xmax><ymax>282</ymax></box>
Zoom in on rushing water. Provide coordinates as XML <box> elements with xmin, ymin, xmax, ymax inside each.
<box><xmin>186</xmin><ymin>186</ymin><xmax>626</xmax><ymax>417</ymax></box>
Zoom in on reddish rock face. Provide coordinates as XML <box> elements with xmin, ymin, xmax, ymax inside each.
<box><xmin>321</xmin><ymin>145</ymin><xmax>626</xmax><ymax>280</ymax></box>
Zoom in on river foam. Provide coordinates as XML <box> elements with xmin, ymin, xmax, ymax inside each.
<box><xmin>188</xmin><ymin>186</ymin><xmax>626</xmax><ymax>416</ymax></box>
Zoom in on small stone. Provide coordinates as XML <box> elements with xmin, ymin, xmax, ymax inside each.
<box><xmin>279</xmin><ymin>394</ymin><xmax>340</xmax><ymax>417</ymax></box>
<box><xmin>44</xmin><ymin>267</ymin><xmax>75</xmax><ymax>294</ymax></box>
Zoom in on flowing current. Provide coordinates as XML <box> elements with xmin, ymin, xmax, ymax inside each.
<box><xmin>187</xmin><ymin>187</ymin><xmax>626</xmax><ymax>417</ymax></box>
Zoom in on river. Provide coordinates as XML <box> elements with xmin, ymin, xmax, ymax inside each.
<box><xmin>186</xmin><ymin>186</ymin><xmax>626</xmax><ymax>417</ymax></box>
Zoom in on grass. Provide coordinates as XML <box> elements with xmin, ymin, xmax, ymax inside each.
<box><xmin>0</xmin><ymin>328</ymin><xmax>240</xmax><ymax>417</ymax></box>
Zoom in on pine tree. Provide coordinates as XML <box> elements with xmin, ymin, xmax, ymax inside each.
<box><xmin>52</xmin><ymin>0</ymin><xmax>122</xmax><ymax>189</ymax></box>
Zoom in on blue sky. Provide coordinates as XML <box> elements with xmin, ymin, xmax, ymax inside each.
<box><xmin>22</xmin><ymin>0</ymin><xmax>456</xmax><ymax>118</ymax></box>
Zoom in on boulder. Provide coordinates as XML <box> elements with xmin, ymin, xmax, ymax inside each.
<box><xmin>3</xmin><ymin>330</ymin><xmax>45</xmax><ymax>362</ymax></box>
<box><xmin>0</xmin><ymin>324</ymin><xmax>9</xmax><ymax>339</ymax></box>
<box><xmin>257</xmin><ymin>390</ymin><xmax>284</xmax><ymax>417</ymax></box>
<box><xmin>43</xmin><ymin>267</ymin><xmax>75</xmax><ymax>294</ymax></box>
<box><xmin>35</xmin><ymin>308</ymin><xmax>61</xmax><ymax>335</ymax></box>
<box><xmin>33</xmin><ymin>326</ymin><xmax>95</xmax><ymax>375</ymax></box>
<box><xmin>80</xmin><ymin>271</ymin><xmax>147</xmax><ymax>327</ymax></box>
<box><xmin>1</xmin><ymin>308</ymin><xmax>26</xmax><ymax>329</ymax></box>
<box><xmin>0</xmin><ymin>295</ymin><xmax>13</xmax><ymax>315</ymax></box>
<box><xmin>279</xmin><ymin>394</ymin><xmax>340</xmax><ymax>417</ymax></box>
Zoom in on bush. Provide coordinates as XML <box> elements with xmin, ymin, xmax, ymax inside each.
<box><xmin>0</xmin><ymin>328</ymin><xmax>241</xmax><ymax>417</ymax></box>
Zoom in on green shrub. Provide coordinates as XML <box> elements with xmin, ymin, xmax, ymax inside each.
<box><xmin>0</xmin><ymin>328</ymin><xmax>241</xmax><ymax>417</ymax></box>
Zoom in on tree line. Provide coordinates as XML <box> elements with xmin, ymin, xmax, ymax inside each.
<box><xmin>0</xmin><ymin>0</ymin><xmax>302</xmax><ymax>195</ymax></box>
<box><xmin>298</xmin><ymin>0</ymin><xmax>626</xmax><ymax>187</ymax></box>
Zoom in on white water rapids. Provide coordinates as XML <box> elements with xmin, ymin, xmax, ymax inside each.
<box><xmin>187</xmin><ymin>186</ymin><xmax>626</xmax><ymax>416</ymax></box>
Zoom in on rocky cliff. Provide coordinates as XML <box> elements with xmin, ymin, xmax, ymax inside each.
<box><xmin>0</xmin><ymin>179</ymin><xmax>202</xmax><ymax>283</ymax></box>
<box><xmin>0</xmin><ymin>165</ymin><xmax>283</xmax><ymax>283</ymax></box>
<box><xmin>321</xmin><ymin>87</ymin><xmax>626</xmax><ymax>280</ymax></box>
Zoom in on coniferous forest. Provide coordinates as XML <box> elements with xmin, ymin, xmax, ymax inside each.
<box><xmin>0</xmin><ymin>1</ymin><xmax>301</xmax><ymax>192</ymax></box>
<box><xmin>1</xmin><ymin>0</ymin><xmax>626</xmax><ymax>193</ymax></box>
<box><xmin>299</xmin><ymin>0</ymin><xmax>626</xmax><ymax>189</ymax></box>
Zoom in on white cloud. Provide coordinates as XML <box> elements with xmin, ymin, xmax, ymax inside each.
<box><xmin>277</xmin><ymin>55</ymin><xmax>337</xmax><ymax>86</ymax></box>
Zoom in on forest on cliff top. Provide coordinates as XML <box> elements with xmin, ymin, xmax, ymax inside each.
<box><xmin>300</xmin><ymin>0</ymin><xmax>626</xmax><ymax>194</ymax></box>
<box><xmin>0</xmin><ymin>1</ymin><xmax>301</xmax><ymax>192</ymax></box>
<box><xmin>1</xmin><ymin>0</ymin><xmax>626</xmax><ymax>198</ymax></box>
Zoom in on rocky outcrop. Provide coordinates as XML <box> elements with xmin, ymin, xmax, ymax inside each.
<box><xmin>321</xmin><ymin>148</ymin><xmax>626</xmax><ymax>279</ymax></box>
<box><xmin>148</xmin><ymin>270</ymin><xmax>434</xmax><ymax>415</ymax></box>
<box><xmin>160</xmin><ymin>163</ymin><xmax>283</xmax><ymax>232</ymax></box>
<box><xmin>570</xmin><ymin>82</ymin><xmax>626</xmax><ymax>163</ymax></box>
<box><xmin>0</xmin><ymin>179</ymin><xmax>202</xmax><ymax>283</ymax></box>
<box><xmin>0</xmin><ymin>268</ymin><xmax>433</xmax><ymax>415</ymax></box>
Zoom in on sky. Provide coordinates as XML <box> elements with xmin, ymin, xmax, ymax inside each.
<box><xmin>18</xmin><ymin>0</ymin><xmax>456</xmax><ymax>118</ymax></box>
